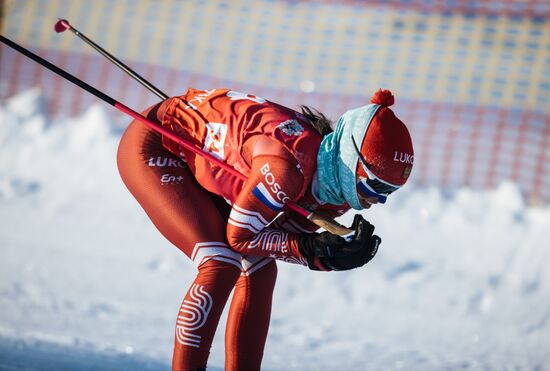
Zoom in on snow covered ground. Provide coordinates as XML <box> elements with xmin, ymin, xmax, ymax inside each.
<box><xmin>1</xmin><ymin>90</ymin><xmax>549</xmax><ymax>370</ymax></box>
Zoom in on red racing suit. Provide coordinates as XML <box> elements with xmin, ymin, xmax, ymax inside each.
<box><xmin>117</xmin><ymin>88</ymin><xmax>350</xmax><ymax>371</ymax></box>
<box><xmin>157</xmin><ymin>88</ymin><xmax>350</xmax><ymax>265</ymax></box>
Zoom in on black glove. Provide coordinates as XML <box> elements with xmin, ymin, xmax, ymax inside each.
<box><xmin>298</xmin><ymin>214</ymin><xmax>381</xmax><ymax>271</ymax></box>
<box><xmin>320</xmin><ymin>235</ymin><xmax>380</xmax><ymax>271</ymax></box>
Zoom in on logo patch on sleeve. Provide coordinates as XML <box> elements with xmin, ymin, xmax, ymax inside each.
<box><xmin>253</xmin><ymin>182</ymin><xmax>284</xmax><ymax>211</ymax></box>
<box><xmin>277</xmin><ymin>119</ymin><xmax>304</xmax><ymax>137</ymax></box>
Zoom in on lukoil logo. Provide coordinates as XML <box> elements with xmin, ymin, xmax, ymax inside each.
<box><xmin>148</xmin><ymin>157</ymin><xmax>186</xmax><ymax>168</ymax></box>
<box><xmin>393</xmin><ymin>151</ymin><xmax>414</xmax><ymax>165</ymax></box>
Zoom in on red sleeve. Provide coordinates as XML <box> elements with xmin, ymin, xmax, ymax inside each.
<box><xmin>226</xmin><ymin>153</ymin><xmax>308</xmax><ymax>266</ymax></box>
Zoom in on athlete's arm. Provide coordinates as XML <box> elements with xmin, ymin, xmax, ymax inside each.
<box><xmin>226</xmin><ymin>144</ymin><xmax>308</xmax><ymax>265</ymax></box>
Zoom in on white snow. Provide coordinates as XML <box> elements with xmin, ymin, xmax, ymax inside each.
<box><xmin>1</xmin><ymin>89</ymin><xmax>549</xmax><ymax>370</ymax></box>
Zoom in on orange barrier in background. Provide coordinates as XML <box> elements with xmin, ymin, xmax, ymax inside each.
<box><xmin>1</xmin><ymin>0</ymin><xmax>549</xmax><ymax>203</ymax></box>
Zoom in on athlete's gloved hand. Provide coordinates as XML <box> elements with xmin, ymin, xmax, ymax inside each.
<box><xmin>298</xmin><ymin>214</ymin><xmax>381</xmax><ymax>271</ymax></box>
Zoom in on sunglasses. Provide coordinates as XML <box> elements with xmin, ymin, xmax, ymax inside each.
<box><xmin>352</xmin><ymin>136</ymin><xmax>401</xmax><ymax>203</ymax></box>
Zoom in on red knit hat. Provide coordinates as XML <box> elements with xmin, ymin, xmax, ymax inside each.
<box><xmin>356</xmin><ymin>89</ymin><xmax>414</xmax><ymax>187</ymax></box>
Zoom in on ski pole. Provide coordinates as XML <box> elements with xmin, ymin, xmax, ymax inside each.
<box><xmin>0</xmin><ymin>35</ymin><xmax>352</xmax><ymax>235</ymax></box>
<box><xmin>54</xmin><ymin>19</ymin><xmax>169</xmax><ymax>100</ymax></box>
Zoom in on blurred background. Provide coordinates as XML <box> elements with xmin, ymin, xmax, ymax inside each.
<box><xmin>1</xmin><ymin>2</ymin><xmax>550</xmax><ymax>370</ymax></box>
<box><xmin>2</xmin><ymin>0</ymin><xmax>549</xmax><ymax>204</ymax></box>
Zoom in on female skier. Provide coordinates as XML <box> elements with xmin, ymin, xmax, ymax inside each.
<box><xmin>117</xmin><ymin>88</ymin><xmax>414</xmax><ymax>371</ymax></box>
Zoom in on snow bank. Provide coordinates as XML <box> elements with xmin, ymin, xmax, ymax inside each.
<box><xmin>1</xmin><ymin>90</ymin><xmax>549</xmax><ymax>370</ymax></box>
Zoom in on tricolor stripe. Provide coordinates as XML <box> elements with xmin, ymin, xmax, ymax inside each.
<box><xmin>252</xmin><ymin>182</ymin><xmax>284</xmax><ymax>211</ymax></box>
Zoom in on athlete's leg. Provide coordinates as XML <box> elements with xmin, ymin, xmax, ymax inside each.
<box><xmin>225</xmin><ymin>258</ymin><xmax>277</xmax><ymax>371</ymax></box>
<box><xmin>174</xmin><ymin>259</ymin><xmax>240</xmax><ymax>370</ymax></box>
<box><xmin>117</xmin><ymin>114</ymin><xmax>242</xmax><ymax>370</ymax></box>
